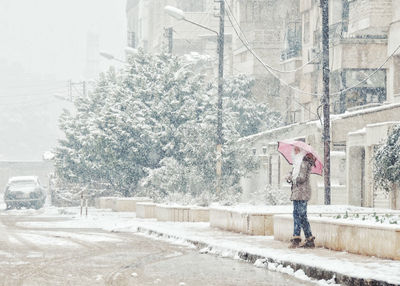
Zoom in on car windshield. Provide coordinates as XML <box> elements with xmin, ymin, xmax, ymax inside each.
<box><xmin>9</xmin><ymin>181</ymin><xmax>37</xmax><ymax>193</ymax></box>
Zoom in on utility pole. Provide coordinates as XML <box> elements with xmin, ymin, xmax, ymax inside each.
<box><xmin>82</xmin><ymin>81</ymin><xmax>86</xmax><ymax>98</ymax></box>
<box><xmin>68</xmin><ymin>80</ymin><xmax>73</xmax><ymax>101</ymax></box>
<box><xmin>167</xmin><ymin>27</ymin><xmax>173</xmax><ymax>54</ymax></box>
<box><xmin>216</xmin><ymin>0</ymin><xmax>225</xmax><ymax>194</ymax></box>
<box><xmin>164</xmin><ymin>4</ymin><xmax>224</xmax><ymax>195</ymax></box>
<box><xmin>321</xmin><ymin>0</ymin><xmax>331</xmax><ymax>204</ymax></box>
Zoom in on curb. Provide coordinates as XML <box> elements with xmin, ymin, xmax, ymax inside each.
<box><xmin>137</xmin><ymin>227</ymin><xmax>396</xmax><ymax>286</ymax></box>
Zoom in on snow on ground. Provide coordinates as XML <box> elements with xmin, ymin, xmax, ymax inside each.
<box><xmin>311</xmin><ymin>213</ymin><xmax>400</xmax><ymax>228</ymax></box>
<box><xmin>209</xmin><ymin>203</ymin><xmax>400</xmax><ymax>215</ymax></box>
<box><xmin>12</xmin><ymin>205</ymin><xmax>400</xmax><ymax>285</ymax></box>
<box><xmin>132</xmin><ymin>220</ymin><xmax>400</xmax><ymax>285</ymax></box>
<box><xmin>16</xmin><ymin>232</ymin><xmax>78</xmax><ymax>247</ymax></box>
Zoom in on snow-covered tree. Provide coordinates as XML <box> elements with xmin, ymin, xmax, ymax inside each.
<box><xmin>54</xmin><ymin>50</ymin><xmax>281</xmax><ymax>204</ymax></box>
<box><xmin>374</xmin><ymin>124</ymin><xmax>400</xmax><ymax>193</ymax></box>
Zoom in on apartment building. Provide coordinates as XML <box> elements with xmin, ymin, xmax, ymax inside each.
<box><xmin>226</xmin><ymin>0</ymin><xmax>299</xmax><ymax>115</ymax></box>
<box><xmin>125</xmin><ymin>0</ymin><xmax>400</xmax><ymax>208</ymax></box>
<box><xmin>126</xmin><ymin>0</ymin><xmax>231</xmax><ymax>72</ymax></box>
<box><xmin>282</xmin><ymin>0</ymin><xmax>399</xmax><ymax>123</ymax></box>
<box><xmin>242</xmin><ymin>0</ymin><xmax>400</xmax><ymax>209</ymax></box>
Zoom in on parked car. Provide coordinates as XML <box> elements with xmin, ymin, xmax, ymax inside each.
<box><xmin>4</xmin><ymin>176</ymin><xmax>46</xmax><ymax>210</ymax></box>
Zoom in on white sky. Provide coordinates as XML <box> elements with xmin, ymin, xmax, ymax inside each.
<box><xmin>0</xmin><ymin>0</ymin><xmax>126</xmax><ymax>80</ymax></box>
<box><xmin>0</xmin><ymin>0</ymin><xmax>127</xmax><ymax>161</ymax></box>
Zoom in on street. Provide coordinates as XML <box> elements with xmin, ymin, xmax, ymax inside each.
<box><xmin>0</xmin><ymin>208</ymin><xmax>315</xmax><ymax>286</ymax></box>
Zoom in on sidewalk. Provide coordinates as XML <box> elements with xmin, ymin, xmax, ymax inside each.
<box><xmin>126</xmin><ymin>219</ymin><xmax>400</xmax><ymax>286</ymax></box>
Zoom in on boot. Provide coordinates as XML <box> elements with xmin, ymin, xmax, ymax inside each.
<box><xmin>300</xmin><ymin>236</ymin><xmax>315</xmax><ymax>248</ymax></box>
<box><xmin>288</xmin><ymin>236</ymin><xmax>302</xmax><ymax>248</ymax></box>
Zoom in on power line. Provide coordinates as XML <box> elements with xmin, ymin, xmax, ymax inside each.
<box><xmin>335</xmin><ymin>44</ymin><xmax>400</xmax><ymax>95</ymax></box>
<box><xmin>225</xmin><ymin>4</ymin><xmax>400</xmax><ymax>99</ymax></box>
<box><xmin>224</xmin><ymin>0</ymin><xmax>320</xmax><ymax>74</ymax></box>
<box><xmin>225</xmin><ymin>6</ymin><xmax>321</xmax><ymax>97</ymax></box>
<box><xmin>225</xmin><ymin>6</ymin><xmax>322</xmax><ymax>118</ymax></box>
<box><xmin>252</xmin><ymin>78</ymin><xmax>319</xmax><ymax>117</ymax></box>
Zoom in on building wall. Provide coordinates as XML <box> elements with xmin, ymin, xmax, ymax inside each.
<box><xmin>285</xmin><ymin>0</ymin><xmax>399</xmax><ymax>124</ymax></box>
<box><xmin>346</xmin><ymin>121</ymin><xmax>400</xmax><ymax>209</ymax></box>
<box><xmin>241</xmin><ymin>103</ymin><xmax>400</xmax><ymax>207</ymax></box>
<box><xmin>126</xmin><ymin>0</ymin><xmax>232</xmax><ymax>78</ymax></box>
<box><xmin>125</xmin><ymin>0</ymin><xmax>400</xmax><ymax>208</ymax></box>
<box><xmin>348</xmin><ymin>0</ymin><xmax>392</xmax><ymax>36</ymax></box>
<box><xmin>387</xmin><ymin>0</ymin><xmax>400</xmax><ymax>103</ymax></box>
<box><xmin>230</xmin><ymin>0</ymin><xmax>299</xmax><ymax>116</ymax></box>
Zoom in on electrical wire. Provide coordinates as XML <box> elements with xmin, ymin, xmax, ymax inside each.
<box><xmin>224</xmin><ymin>0</ymin><xmax>321</xmax><ymax>74</ymax></box>
<box><xmin>225</xmin><ymin>7</ymin><xmax>321</xmax><ymax>118</ymax></box>
<box><xmin>225</xmin><ymin>3</ymin><xmax>400</xmax><ymax>99</ymax></box>
<box><xmin>335</xmin><ymin>44</ymin><xmax>400</xmax><ymax>95</ymax></box>
<box><xmin>225</xmin><ymin>7</ymin><xmax>321</xmax><ymax>97</ymax></box>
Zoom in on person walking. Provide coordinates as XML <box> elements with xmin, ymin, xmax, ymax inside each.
<box><xmin>286</xmin><ymin>146</ymin><xmax>316</xmax><ymax>248</ymax></box>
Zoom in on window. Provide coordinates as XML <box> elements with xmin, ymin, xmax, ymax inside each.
<box><xmin>281</xmin><ymin>20</ymin><xmax>302</xmax><ymax>60</ymax></box>
<box><xmin>341</xmin><ymin>69</ymin><xmax>386</xmax><ymax>111</ymax></box>
<box><xmin>127</xmin><ymin>31</ymin><xmax>136</xmax><ymax>48</ymax></box>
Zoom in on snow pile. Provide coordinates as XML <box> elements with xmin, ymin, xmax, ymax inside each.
<box><xmin>329</xmin><ymin>212</ymin><xmax>400</xmax><ymax>227</ymax></box>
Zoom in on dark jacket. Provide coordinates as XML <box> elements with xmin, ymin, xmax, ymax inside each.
<box><xmin>290</xmin><ymin>156</ymin><xmax>313</xmax><ymax>201</ymax></box>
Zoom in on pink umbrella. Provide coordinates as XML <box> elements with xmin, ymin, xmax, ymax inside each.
<box><xmin>277</xmin><ymin>140</ymin><xmax>323</xmax><ymax>176</ymax></box>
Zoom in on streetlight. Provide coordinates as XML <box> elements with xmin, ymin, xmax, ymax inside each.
<box><xmin>164</xmin><ymin>6</ymin><xmax>219</xmax><ymax>36</ymax></box>
<box><xmin>164</xmin><ymin>4</ymin><xmax>225</xmax><ymax>194</ymax></box>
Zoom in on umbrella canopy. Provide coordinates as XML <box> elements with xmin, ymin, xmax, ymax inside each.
<box><xmin>277</xmin><ymin>140</ymin><xmax>323</xmax><ymax>176</ymax></box>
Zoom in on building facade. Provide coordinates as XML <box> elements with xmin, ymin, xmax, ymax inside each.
<box><xmin>126</xmin><ymin>0</ymin><xmax>233</xmax><ymax>77</ymax></box>
<box><xmin>126</xmin><ymin>0</ymin><xmax>400</xmax><ymax>209</ymax></box>
<box><xmin>243</xmin><ymin>0</ymin><xmax>400</xmax><ymax>209</ymax></box>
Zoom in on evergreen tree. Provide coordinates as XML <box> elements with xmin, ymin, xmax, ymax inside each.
<box><xmin>54</xmin><ymin>51</ymin><xmax>281</xmax><ymax>204</ymax></box>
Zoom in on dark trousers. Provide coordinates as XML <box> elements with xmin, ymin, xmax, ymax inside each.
<box><xmin>293</xmin><ymin>200</ymin><xmax>312</xmax><ymax>238</ymax></box>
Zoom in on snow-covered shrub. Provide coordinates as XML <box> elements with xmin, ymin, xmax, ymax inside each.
<box><xmin>374</xmin><ymin>124</ymin><xmax>400</xmax><ymax>193</ymax></box>
<box><xmin>246</xmin><ymin>185</ymin><xmax>290</xmax><ymax>205</ymax></box>
<box><xmin>264</xmin><ymin>185</ymin><xmax>291</xmax><ymax>205</ymax></box>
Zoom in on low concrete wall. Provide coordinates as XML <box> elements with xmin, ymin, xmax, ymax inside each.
<box><xmin>273</xmin><ymin>215</ymin><xmax>400</xmax><ymax>260</ymax></box>
<box><xmin>155</xmin><ymin>205</ymin><xmax>209</xmax><ymax>222</ymax></box>
<box><xmin>189</xmin><ymin>207</ymin><xmax>209</xmax><ymax>222</ymax></box>
<box><xmin>209</xmin><ymin>208</ymin><xmax>275</xmax><ymax>235</ymax></box>
<box><xmin>155</xmin><ymin>205</ymin><xmax>177</xmax><ymax>222</ymax></box>
<box><xmin>112</xmin><ymin>197</ymin><xmax>152</xmax><ymax>212</ymax></box>
<box><xmin>209</xmin><ymin>206</ymin><xmax>400</xmax><ymax>236</ymax></box>
<box><xmin>136</xmin><ymin>202</ymin><xmax>157</xmax><ymax>219</ymax></box>
<box><xmin>95</xmin><ymin>197</ymin><xmax>118</xmax><ymax>209</ymax></box>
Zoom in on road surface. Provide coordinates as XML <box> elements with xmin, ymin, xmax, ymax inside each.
<box><xmin>0</xmin><ymin>208</ymin><xmax>315</xmax><ymax>285</ymax></box>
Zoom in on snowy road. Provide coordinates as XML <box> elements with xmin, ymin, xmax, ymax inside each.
<box><xmin>0</xmin><ymin>208</ymin><xmax>315</xmax><ymax>285</ymax></box>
